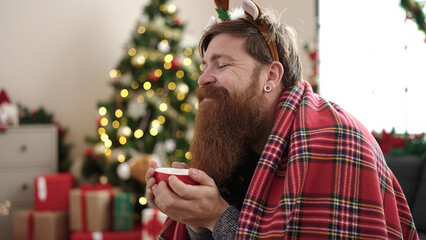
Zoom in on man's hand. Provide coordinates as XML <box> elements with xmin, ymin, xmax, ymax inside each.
<box><xmin>145</xmin><ymin>162</ymin><xmax>229</xmax><ymax>232</ymax></box>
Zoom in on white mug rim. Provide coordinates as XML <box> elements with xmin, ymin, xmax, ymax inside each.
<box><xmin>155</xmin><ymin>167</ymin><xmax>189</xmax><ymax>175</ymax></box>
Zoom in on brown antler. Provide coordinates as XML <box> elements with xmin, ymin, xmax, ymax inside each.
<box><xmin>214</xmin><ymin>0</ymin><xmax>229</xmax><ymax>11</ymax></box>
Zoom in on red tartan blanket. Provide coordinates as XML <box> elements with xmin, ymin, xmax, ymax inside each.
<box><xmin>159</xmin><ymin>81</ymin><xmax>419</xmax><ymax>239</ymax></box>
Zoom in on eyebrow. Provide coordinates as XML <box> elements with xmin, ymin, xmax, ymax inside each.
<box><xmin>201</xmin><ymin>54</ymin><xmax>237</xmax><ymax>65</ymax></box>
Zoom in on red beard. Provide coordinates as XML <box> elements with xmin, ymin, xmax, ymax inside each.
<box><xmin>189</xmin><ymin>77</ymin><xmax>267</xmax><ymax>186</ymax></box>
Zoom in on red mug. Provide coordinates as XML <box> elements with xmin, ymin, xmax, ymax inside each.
<box><xmin>154</xmin><ymin>168</ymin><xmax>198</xmax><ymax>186</ymax></box>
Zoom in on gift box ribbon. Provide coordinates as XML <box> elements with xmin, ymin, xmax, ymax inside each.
<box><xmin>79</xmin><ymin>183</ymin><xmax>113</xmax><ymax>231</ymax></box>
<box><xmin>36</xmin><ymin>176</ymin><xmax>48</xmax><ymax>202</ymax></box>
<box><xmin>143</xmin><ymin>209</ymin><xmax>164</xmax><ymax>238</ymax></box>
<box><xmin>27</xmin><ymin>211</ymin><xmax>34</xmax><ymax>240</ymax></box>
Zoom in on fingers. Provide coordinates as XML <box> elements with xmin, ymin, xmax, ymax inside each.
<box><xmin>188</xmin><ymin>168</ymin><xmax>216</xmax><ymax>187</ymax></box>
<box><xmin>172</xmin><ymin>162</ymin><xmax>188</xmax><ymax>169</ymax></box>
<box><xmin>145</xmin><ymin>167</ymin><xmax>156</xmax><ymax>186</ymax></box>
<box><xmin>168</xmin><ymin>175</ymin><xmax>195</xmax><ymax>199</ymax></box>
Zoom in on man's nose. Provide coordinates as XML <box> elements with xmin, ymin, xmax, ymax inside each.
<box><xmin>197</xmin><ymin>71</ymin><xmax>216</xmax><ymax>87</ymax></box>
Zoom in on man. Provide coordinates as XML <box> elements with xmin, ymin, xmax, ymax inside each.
<box><xmin>146</xmin><ymin>2</ymin><xmax>419</xmax><ymax>239</ymax></box>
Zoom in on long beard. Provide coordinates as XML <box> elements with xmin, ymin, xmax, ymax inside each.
<box><xmin>189</xmin><ymin>76</ymin><xmax>267</xmax><ymax>186</ymax></box>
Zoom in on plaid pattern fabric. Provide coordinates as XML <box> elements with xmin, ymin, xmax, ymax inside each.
<box><xmin>159</xmin><ymin>81</ymin><xmax>419</xmax><ymax>239</ymax></box>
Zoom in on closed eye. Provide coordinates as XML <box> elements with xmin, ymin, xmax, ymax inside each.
<box><xmin>218</xmin><ymin>64</ymin><xmax>229</xmax><ymax>69</ymax></box>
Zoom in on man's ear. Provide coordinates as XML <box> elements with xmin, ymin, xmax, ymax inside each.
<box><xmin>265</xmin><ymin>61</ymin><xmax>284</xmax><ymax>91</ymax></box>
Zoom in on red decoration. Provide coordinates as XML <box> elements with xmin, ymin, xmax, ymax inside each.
<box><xmin>171</xmin><ymin>58</ymin><xmax>181</xmax><ymax>70</ymax></box>
<box><xmin>34</xmin><ymin>172</ymin><xmax>75</xmax><ymax>211</ymax></box>
<box><xmin>377</xmin><ymin>130</ymin><xmax>407</xmax><ymax>154</ymax></box>
<box><xmin>0</xmin><ymin>89</ymin><xmax>11</xmax><ymax>104</ymax></box>
<box><xmin>143</xmin><ymin>210</ymin><xmax>164</xmax><ymax>238</ymax></box>
<box><xmin>70</xmin><ymin>230</ymin><xmax>141</xmax><ymax>240</ymax></box>
<box><xmin>148</xmin><ymin>71</ymin><xmax>160</xmax><ymax>82</ymax></box>
<box><xmin>174</xmin><ymin>17</ymin><xmax>182</xmax><ymax>26</ymax></box>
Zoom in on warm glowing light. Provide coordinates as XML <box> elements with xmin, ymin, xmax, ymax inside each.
<box><xmin>100</xmin><ymin>133</ymin><xmax>109</xmax><ymax>142</ymax></box>
<box><xmin>122</xmin><ymin>126</ymin><xmax>132</xmax><ymax>137</ymax></box>
<box><xmin>183</xmin><ymin>58</ymin><xmax>192</xmax><ymax>66</ymax></box>
<box><xmin>128</xmin><ymin>48</ymin><xmax>136</xmax><ymax>56</ymax></box>
<box><xmin>158</xmin><ymin>116</ymin><xmax>165</xmax><ymax>124</ymax></box>
<box><xmin>199</xmin><ymin>64</ymin><xmax>203</xmax><ymax>71</ymax></box>
<box><xmin>150</xmin><ymin>128</ymin><xmax>158</xmax><ymax>136</ymax></box>
<box><xmin>131</xmin><ymin>81</ymin><xmax>139</xmax><ymax>89</ymax></box>
<box><xmin>164</xmin><ymin>62</ymin><xmax>171</xmax><ymax>69</ymax></box>
<box><xmin>137</xmin><ymin>95</ymin><xmax>144</xmax><ymax>103</ymax></box>
<box><xmin>195</xmin><ymin>102</ymin><xmax>199</xmax><ymax>110</ymax></box>
<box><xmin>176</xmin><ymin>70</ymin><xmax>184</xmax><ymax>78</ymax></box>
<box><xmin>100</xmin><ymin>118</ymin><xmax>108</xmax><ymax>126</ymax></box>
<box><xmin>109</xmin><ymin>69</ymin><xmax>121</xmax><ymax>78</ymax></box>
<box><xmin>147</xmin><ymin>89</ymin><xmax>155</xmax><ymax>97</ymax></box>
<box><xmin>115</xmin><ymin>109</ymin><xmax>123</xmax><ymax>118</ymax></box>
<box><xmin>164</xmin><ymin>54</ymin><xmax>173</xmax><ymax>63</ymax></box>
<box><xmin>119</xmin><ymin>136</ymin><xmax>127</xmax><ymax>145</ymax></box>
<box><xmin>139</xmin><ymin>197</ymin><xmax>148</xmax><ymax>205</ymax></box>
<box><xmin>134</xmin><ymin>129</ymin><xmax>144</xmax><ymax>138</ymax></box>
<box><xmin>112</xmin><ymin>120</ymin><xmax>120</xmax><ymax>129</ymax></box>
<box><xmin>184</xmin><ymin>48</ymin><xmax>193</xmax><ymax>56</ymax></box>
<box><xmin>151</xmin><ymin>120</ymin><xmax>160</xmax><ymax>128</ymax></box>
<box><xmin>168</xmin><ymin>4</ymin><xmax>176</xmax><ymax>13</ymax></box>
<box><xmin>185</xmin><ymin>151</ymin><xmax>192</xmax><ymax>160</ymax></box>
<box><xmin>177</xmin><ymin>93</ymin><xmax>185</xmax><ymax>101</ymax></box>
<box><xmin>168</xmin><ymin>82</ymin><xmax>176</xmax><ymax>90</ymax></box>
<box><xmin>99</xmin><ymin>107</ymin><xmax>107</xmax><ymax>116</ymax></box>
<box><xmin>159</xmin><ymin>103</ymin><xmax>168</xmax><ymax>112</ymax></box>
<box><xmin>154</xmin><ymin>69</ymin><xmax>162</xmax><ymax>78</ymax></box>
<box><xmin>180</xmin><ymin>103</ymin><xmax>192</xmax><ymax>112</ymax></box>
<box><xmin>159</xmin><ymin>4</ymin><xmax>167</xmax><ymax>12</ymax></box>
<box><xmin>132</xmin><ymin>55</ymin><xmax>146</xmax><ymax>67</ymax></box>
<box><xmin>118</xmin><ymin>154</ymin><xmax>126</xmax><ymax>162</ymax></box>
<box><xmin>120</xmin><ymin>89</ymin><xmax>129</xmax><ymax>98</ymax></box>
<box><xmin>104</xmin><ymin>140</ymin><xmax>112</xmax><ymax>148</ymax></box>
<box><xmin>105</xmin><ymin>148</ymin><xmax>112</xmax><ymax>157</ymax></box>
<box><xmin>138</xmin><ymin>26</ymin><xmax>146</xmax><ymax>34</ymax></box>
<box><xmin>98</xmin><ymin>127</ymin><xmax>105</xmax><ymax>135</ymax></box>
<box><xmin>176</xmin><ymin>130</ymin><xmax>184</xmax><ymax>138</ymax></box>
<box><xmin>143</xmin><ymin>82</ymin><xmax>151</xmax><ymax>90</ymax></box>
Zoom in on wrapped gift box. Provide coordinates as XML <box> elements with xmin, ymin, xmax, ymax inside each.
<box><xmin>70</xmin><ymin>229</ymin><xmax>141</xmax><ymax>240</ymax></box>
<box><xmin>12</xmin><ymin>210</ymin><xmax>68</xmax><ymax>240</ymax></box>
<box><xmin>69</xmin><ymin>184</ymin><xmax>114</xmax><ymax>232</ymax></box>
<box><xmin>34</xmin><ymin>172</ymin><xmax>74</xmax><ymax>211</ymax></box>
<box><xmin>141</xmin><ymin>208</ymin><xmax>167</xmax><ymax>240</ymax></box>
<box><xmin>113</xmin><ymin>192</ymin><xmax>135</xmax><ymax>231</ymax></box>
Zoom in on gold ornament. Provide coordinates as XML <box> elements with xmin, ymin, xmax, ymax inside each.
<box><xmin>129</xmin><ymin>155</ymin><xmax>152</xmax><ymax>184</ymax></box>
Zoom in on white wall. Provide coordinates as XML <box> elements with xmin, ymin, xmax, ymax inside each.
<box><xmin>0</xmin><ymin>0</ymin><xmax>316</xmax><ymax>160</ymax></box>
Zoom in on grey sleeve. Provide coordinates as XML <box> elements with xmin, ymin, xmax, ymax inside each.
<box><xmin>186</xmin><ymin>206</ymin><xmax>240</xmax><ymax>240</ymax></box>
<box><xmin>212</xmin><ymin>206</ymin><xmax>240</xmax><ymax>240</ymax></box>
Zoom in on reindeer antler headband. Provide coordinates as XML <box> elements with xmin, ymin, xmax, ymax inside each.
<box><xmin>207</xmin><ymin>0</ymin><xmax>280</xmax><ymax>62</ymax></box>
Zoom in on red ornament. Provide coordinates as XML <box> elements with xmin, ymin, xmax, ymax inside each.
<box><xmin>171</xmin><ymin>58</ymin><xmax>181</xmax><ymax>70</ymax></box>
<box><xmin>0</xmin><ymin>89</ymin><xmax>11</xmax><ymax>104</ymax></box>
<box><xmin>174</xmin><ymin>17</ymin><xmax>182</xmax><ymax>26</ymax></box>
<box><xmin>84</xmin><ymin>147</ymin><xmax>93</xmax><ymax>157</ymax></box>
<box><xmin>148</xmin><ymin>71</ymin><xmax>160</xmax><ymax>82</ymax></box>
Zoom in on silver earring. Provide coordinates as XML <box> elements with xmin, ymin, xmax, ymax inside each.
<box><xmin>264</xmin><ymin>84</ymin><xmax>272</xmax><ymax>92</ymax></box>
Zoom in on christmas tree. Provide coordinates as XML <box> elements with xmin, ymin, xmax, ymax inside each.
<box><xmin>81</xmin><ymin>0</ymin><xmax>201</xmax><ymax>216</ymax></box>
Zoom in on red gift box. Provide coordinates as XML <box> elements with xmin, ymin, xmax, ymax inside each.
<box><xmin>34</xmin><ymin>172</ymin><xmax>74</xmax><ymax>211</ymax></box>
<box><xmin>70</xmin><ymin>230</ymin><xmax>141</xmax><ymax>240</ymax></box>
